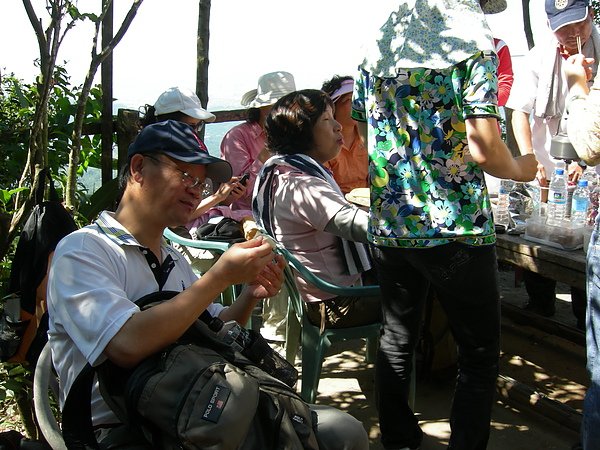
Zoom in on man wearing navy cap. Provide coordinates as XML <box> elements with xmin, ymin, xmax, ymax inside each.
<box><xmin>46</xmin><ymin>119</ymin><xmax>282</xmax><ymax>432</ymax></box>
<box><xmin>507</xmin><ymin>0</ymin><xmax>598</xmax><ymax>327</ymax></box>
<box><xmin>45</xmin><ymin>120</ymin><xmax>369</xmax><ymax>449</ymax></box>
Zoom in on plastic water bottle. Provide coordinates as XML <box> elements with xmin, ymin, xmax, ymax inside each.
<box><xmin>547</xmin><ymin>167</ymin><xmax>568</xmax><ymax>226</ymax></box>
<box><xmin>582</xmin><ymin>165</ymin><xmax>598</xmax><ymax>186</ymax></box>
<box><xmin>495</xmin><ymin>179</ymin><xmax>513</xmax><ymax>229</ymax></box>
<box><xmin>571</xmin><ymin>179</ymin><xmax>590</xmax><ymax>227</ymax></box>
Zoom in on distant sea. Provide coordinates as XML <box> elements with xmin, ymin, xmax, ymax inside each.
<box><xmin>203</xmin><ymin>120</ymin><xmax>243</xmax><ymax>157</ymax></box>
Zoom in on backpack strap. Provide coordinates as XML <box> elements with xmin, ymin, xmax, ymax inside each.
<box><xmin>60</xmin><ymin>291</ymin><xmax>183</xmax><ymax>448</ymax></box>
<box><xmin>34</xmin><ymin>168</ymin><xmax>48</xmax><ymax>205</ymax></box>
<box><xmin>61</xmin><ymin>363</ymin><xmax>100</xmax><ymax>449</ymax></box>
<box><xmin>34</xmin><ymin>168</ymin><xmax>60</xmax><ymax>205</ymax></box>
<box><xmin>47</xmin><ymin>171</ymin><xmax>60</xmax><ymax>203</ymax></box>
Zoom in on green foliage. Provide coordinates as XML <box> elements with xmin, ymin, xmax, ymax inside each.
<box><xmin>0</xmin><ymin>364</ymin><xmax>31</xmax><ymax>404</ymax></box>
<box><xmin>78</xmin><ymin>177</ymin><xmax>119</xmax><ymax>223</ymax></box>
<box><xmin>0</xmin><ymin>239</ymin><xmax>17</xmax><ymax>299</ymax></box>
<box><xmin>0</xmin><ymin>67</ymin><xmax>105</xmax><ymax>208</ymax></box>
<box><xmin>0</xmin><ymin>188</ymin><xmax>28</xmax><ymax>214</ymax></box>
<box><xmin>0</xmin><ymin>363</ymin><xmax>31</xmax><ymax>434</ymax></box>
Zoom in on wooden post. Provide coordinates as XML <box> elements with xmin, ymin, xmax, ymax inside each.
<box><xmin>196</xmin><ymin>0</ymin><xmax>211</xmax><ymax>141</ymax></box>
<box><xmin>116</xmin><ymin>109</ymin><xmax>140</xmax><ymax>169</ymax></box>
<box><xmin>101</xmin><ymin>0</ymin><xmax>114</xmax><ymax>184</ymax></box>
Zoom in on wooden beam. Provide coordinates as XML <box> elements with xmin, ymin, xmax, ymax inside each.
<box><xmin>101</xmin><ymin>0</ymin><xmax>114</xmax><ymax>184</ymax></box>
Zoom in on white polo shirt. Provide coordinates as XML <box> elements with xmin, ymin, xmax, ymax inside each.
<box><xmin>47</xmin><ymin>211</ymin><xmax>224</xmax><ymax>425</ymax></box>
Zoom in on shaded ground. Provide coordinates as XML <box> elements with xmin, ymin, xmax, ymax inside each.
<box><xmin>306</xmin><ymin>265</ymin><xmax>586</xmax><ymax>449</ymax></box>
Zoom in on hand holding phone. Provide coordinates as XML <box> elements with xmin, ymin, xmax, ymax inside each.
<box><xmin>239</xmin><ymin>173</ymin><xmax>250</xmax><ymax>185</ymax></box>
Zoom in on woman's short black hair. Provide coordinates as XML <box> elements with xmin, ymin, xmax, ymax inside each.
<box><xmin>265</xmin><ymin>89</ymin><xmax>333</xmax><ymax>156</ymax></box>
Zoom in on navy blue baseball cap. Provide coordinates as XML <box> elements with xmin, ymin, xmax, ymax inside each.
<box><xmin>546</xmin><ymin>0</ymin><xmax>590</xmax><ymax>32</ymax></box>
<box><xmin>128</xmin><ymin>120</ymin><xmax>232</xmax><ymax>183</ymax></box>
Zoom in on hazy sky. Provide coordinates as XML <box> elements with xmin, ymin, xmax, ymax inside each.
<box><xmin>2</xmin><ymin>1</ymin><xmax>550</xmax><ymax>112</ymax></box>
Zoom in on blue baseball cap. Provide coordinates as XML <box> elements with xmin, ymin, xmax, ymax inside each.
<box><xmin>128</xmin><ymin>120</ymin><xmax>232</xmax><ymax>183</ymax></box>
<box><xmin>546</xmin><ymin>0</ymin><xmax>590</xmax><ymax>32</ymax></box>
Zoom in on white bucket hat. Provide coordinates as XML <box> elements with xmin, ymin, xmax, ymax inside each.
<box><xmin>154</xmin><ymin>87</ymin><xmax>216</xmax><ymax>122</ymax></box>
<box><xmin>241</xmin><ymin>71</ymin><xmax>296</xmax><ymax>108</ymax></box>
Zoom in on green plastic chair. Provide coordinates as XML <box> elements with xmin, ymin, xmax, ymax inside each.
<box><xmin>275</xmin><ymin>245</ymin><xmax>382</xmax><ymax>403</ymax></box>
<box><xmin>163</xmin><ymin>227</ymin><xmax>235</xmax><ymax>306</ymax></box>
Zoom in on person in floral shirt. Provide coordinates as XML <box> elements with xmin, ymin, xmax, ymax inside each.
<box><xmin>351</xmin><ymin>1</ymin><xmax>537</xmax><ymax>449</ymax></box>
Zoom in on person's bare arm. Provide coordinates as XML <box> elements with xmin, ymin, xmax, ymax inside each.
<box><xmin>189</xmin><ymin>178</ymin><xmax>246</xmax><ymax>219</ymax></box>
<box><xmin>466</xmin><ymin>116</ymin><xmax>537</xmax><ymax>181</ymax></box>
<box><xmin>511</xmin><ymin>110</ymin><xmax>547</xmax><ymax>184</ymax></box>
<box><xmin>104</xmin><ymin>237</ymin><xmax>278</xmax><ymax>368</ymax></box>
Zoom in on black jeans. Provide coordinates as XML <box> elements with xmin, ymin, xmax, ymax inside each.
<box><xmin>371</xmin><ymin>243</ymin><xmax>501</xmax><ymax>450</ymax></box>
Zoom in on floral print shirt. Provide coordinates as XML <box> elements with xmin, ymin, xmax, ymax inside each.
<box><xmin>352</xmin><ymin>51</ymin><xmax>501</xmax><ymax>248</ymax></box>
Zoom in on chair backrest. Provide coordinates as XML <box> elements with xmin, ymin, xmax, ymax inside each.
<box><xmin>164</xmin><ymin>227</ymin><xmax>232</xmax><ymax>254</ymax></box>
<box><xmin>276</xmin><ymin>245</ymin><xmax>381</xmax><ymax>298</ymax></box>
<box><xmin>33</xmin><ymin>343</ymin><xmax>67</xmax><ymax>450</ymax></box>
<box><xmin>163</xmin><ymin>227</ymin><xmax>236</xmax><ymax>305</ymax></box>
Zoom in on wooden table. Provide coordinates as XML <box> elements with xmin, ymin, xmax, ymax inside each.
<box><xmin>495</xmin><ymin>233</ymin><xmax>587</xmax><ymax>290</ymax></box>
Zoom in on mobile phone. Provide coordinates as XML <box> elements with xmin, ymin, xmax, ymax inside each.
<box><xmin>239</xmin><ymin>173</ymin><xmax>250</xmax><ymax>185</ymax></box>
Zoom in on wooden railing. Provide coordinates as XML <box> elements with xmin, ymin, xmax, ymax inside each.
<box><xmin>84</xmin><ymin>108</ymin><xmax>248</xmax><ymax>184</ymax></box>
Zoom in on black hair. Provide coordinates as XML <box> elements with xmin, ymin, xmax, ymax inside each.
<box><xmin>116</xmin><ymin>152</ymin><xmax>165</xmax><ymax>206</ymax></box>
<box><xmin>265</xmin><ymin>89</ymin><xmax>333</xmax><ymax>156</ymax></box>
<box><xmin>321</xmin><ymin>75</ymin><xmax>353</xmax><ymax>98</ymax></box>
<box><xmin>140</xmin><ymin>105</ymin><xmax>188</xmax><ymax>127</ymax></box>
<box><xmin>115</xmin><ymin>158</ymin><xmax>133</xmax><ymax>206</ymax></box>
<box><xmin>246</xmin><ymin>107</ymin><xmax>261</xmax><ymax>123</ymax></box>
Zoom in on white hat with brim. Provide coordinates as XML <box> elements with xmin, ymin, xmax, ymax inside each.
<box><xmin>241</xmin><ymin>71</ymin><xmax>296</xmax><ymax>108</ymax></box>
<box><xmin>154</xmin><ymin>87</ymin><xmax>216</xmax><ymax>122</ymax></box>
<box><xmin>480</xmin><ymin>0</ymin><xmax>507</xmax><ymax>14</ymax></box>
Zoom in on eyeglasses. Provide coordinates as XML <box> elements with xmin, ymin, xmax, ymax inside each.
<box><xmin>144</xmin><ymin>155</ymin><xmax>212</xmax><ymax>195</ymax></box>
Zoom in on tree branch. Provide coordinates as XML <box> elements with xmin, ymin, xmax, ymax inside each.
<box><xmin>64</xmin><ymin>0</ymin><xmax>144</xmax><ymax>208</ymax></box>
<box><xmin>22</xmin><ymin>0</ymin><xmax>47</xmax><ymax>65</ymax></box>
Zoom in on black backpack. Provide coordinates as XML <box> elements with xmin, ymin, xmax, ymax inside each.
<box><xmin>4</xmin><ymin>168</ymin><xmax>77</xmax><ymax>365</ymax></box>
<box><xmin>192</xmin><ymin>217</ymin><xmax>246</xmax><ymax>243</ymax></box>
<box><xmin>61</xmin><ymin>290</ymin><xmax>319</xmax><ymax>450</ymax></box>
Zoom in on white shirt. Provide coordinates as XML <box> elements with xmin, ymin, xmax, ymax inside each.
<box><xmin>506</xmin><ymin>36</ymin><xmax>567</xmax><ymax>177</ymax></box>
<box><xmin>47</xmin><ymin>211</ymin><xmax>223</xmax><ymax>425</ymax></box>
<box><xmin>507</xmin><ymin>31</ymin><xmax>599</xmax><ymax>177</ymax></box>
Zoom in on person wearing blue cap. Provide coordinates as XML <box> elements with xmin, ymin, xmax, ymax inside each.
<box><xmin>45</xmin><ymin>120</ymin><xmax>284</xmax><ymax>444</ymax></box>
<box><xmin>45</xmin><ymin>120</ymin><xmax>369</xmax><ymax>449</ymax></box>
<box><xmin>507</xmin><ymin>0</ymin><xmax>599</xmax><ymax>327</ymax></box>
